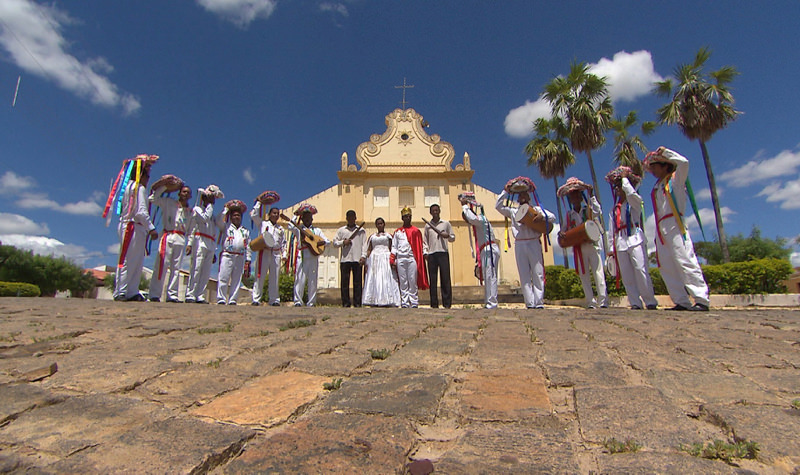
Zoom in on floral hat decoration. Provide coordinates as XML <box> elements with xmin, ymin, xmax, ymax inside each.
<box><xmin>225</xmin><ymin>199</ymin><xmax>247</xmax><ymax>214</ymax></box>
<box><xmin>294</xmin><ymin>203</ymin><xmax>318</xmax><ymax>216</ymax></box>
<box><xmin>643</xmin><ymin>146</ymin><xmax>671</xmax><ymax>172</ymax></box>
<box><xmin>556</xmin><ymin>177</ymin><xmax>592</xmax><ymax>198</ymax></box>
<box><xmin>256</xmin><ymin>190</ymin><xmax>281</xmax><ymax>205</ymax></box>
<box><xmin>604</xmin><ymin>166</ymin><xmax>642</xmax><ymax>189</ymax></box>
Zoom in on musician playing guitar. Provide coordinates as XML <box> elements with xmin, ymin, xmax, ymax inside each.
<box><xmin>333</xmin><ymin>210</ymin><xmax>367</xmax><ymax>307</ymax></box>
<box><xmin>282</xmin><ymin>204</ymin><xmax>330</xmax><ymax>307</ymax></box>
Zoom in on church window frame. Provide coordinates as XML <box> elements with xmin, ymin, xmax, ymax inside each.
<box><xmin>399</xmin><ymin>187</ymin><xmax>415</xmax><ymax>208</ymax></box>
<box><xmin>424</xmin><ymin>187</ymin><xmax>440</xmax><ymax>208</ymax></box>
<box><xmin>373</xmin><ymin>187</ymin><xmax>389</xmax><ymax>208</ymax></box>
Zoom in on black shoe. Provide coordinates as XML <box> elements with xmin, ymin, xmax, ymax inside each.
<box><xmin>228</xmin><ymin>302</ymin><xmax>237</xmax><ymax>305</ymax></box>
<box><xmin>113</xmin><ymin>295</ymin><xmax>125</xmax><ymax>301</ymax></box>
<box><xmin>600</xmin><ymin>305</ymin><xmax>608</xmax><ymax>309</ymax></box>
<box><xmin>631</xmin><ymin>305</ymin><xmax>642</xmax><ymax>310</ymax></box>
<box><xmin>667</xmin><ymin>304</ymin><xmax>690</xmax><ymax>311</ymax></box>
<box><xmin>270</xmin><ymin>302</ymin><xmax>280</xmax><ymax>307</ymax></box>
<box><xmin>126</xmin><ymin>294</ymin><xmax>145</xmax><ymax>302</ymax></box>
<box><xmin>149</xmin><ymin>297</ymin><xmax>160</xmax><ymax>302</ymax></box>
<box><xmin>646</xmin><ymin>304</ymin><xmax>658</xmax><ymax>310</ymax></box>
<box><xmin>166</xmin><ymin>298</ymin><xmax>180</xmax><ymax>303</ymax></box>
<box><xmin>251</xmin><ymin>302</ymin><xmax>260</xmax><ymax>306</ymax></box>
<box><xmin>691</xmin><ymin>303</ymin><xmax>709</xmax><ymax>312</ymax></box>
<box><xmin>196</xmin><ymin>300</ymin><xmax>209</xmax><ymax>304</ymax></box>
<box><xmin>343</xmin><ymin>303</ymin><xmax>351</xmax><ymax>308</ymax></box>
<box><xmin>185</xmin><ymin>298</ymin><xmax>195</xmax><ymax>304</ymax></box>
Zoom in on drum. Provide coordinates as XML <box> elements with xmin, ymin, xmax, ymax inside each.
<box><xmin>557</xmin><ymin>220</ymin><xmax>602</xmax><ymax>248</ymax></box>
<box><xmin>249</xmin><ymin>232</ymin><xmax>276</xmax><ymax>252</ymax></box>
<box><xmin>514</xmin><ymin>204</ymin><xmax>551</xmax><ymax>234</ymax></box>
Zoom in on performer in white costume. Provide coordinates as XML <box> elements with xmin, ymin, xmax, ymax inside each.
<box><xmin>460</xmin><ymin>194</ymin><xmax>500</xmax><ymax>309</ymax></box>
<box><xmin>495</xmin><ymin>177</ymin><xmax>555</xmax><ymax>309</ymax></box>
<box><xmin>250</xmin><ymin>191</ymin><xmax>285</xmax><ymax>306</ymax></box>
<box><xmin>605</xmin><ymin>167</ymin><xmax>658</xmax><ymax>310</ymax></box>
<box><xmin>186</xmin><ymin>184</ymin><xmax>224</xmax><ymax>304</ymax></box>
<box><xmin>286</xmin><ymin>204</ymin><xmax>330</xmax><ymax>307</ymax></box>
<box><xmin>148</xmin><ymin>180</ymin><xmax>192</xmax><ymax>303</ymax></box>
<box><xmin>110</xmin><ymin>154</ymin><xmax>159</xmax><ymax>302</ymax></box>
<box><xmin>645</xmin><ymin>147</ymin><xmax>710</xmax><ymax>311</ymax></box>
<box><xmin>362</xmin><ymin>217</ymin><xmax>401</xmax><ymax>307</ymax></box>
<box><xmin>558</xmin><ymin>177</ymin><xmax>608</xmax><ymax>309</ymax></box>
<box><xmin>216</xmin><ymin>201</ymin><xmax>251</xmax><ymax>305</ymax></box>
<box><xmin>390</xmin><ymin>207</ymin><xmax>429</xmax><ymax>308</ymax></box>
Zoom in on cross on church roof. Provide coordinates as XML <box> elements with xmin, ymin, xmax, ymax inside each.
<box><xmin>394</xmin><ymin>78</ymin><xmax>414</xmax><ymax>110</ymax></box>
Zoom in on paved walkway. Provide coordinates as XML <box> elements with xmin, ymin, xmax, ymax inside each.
<box><xmin>0</xmin><ymin>298</ymin><xmax>798</xmax><ymax>473</ymax></box>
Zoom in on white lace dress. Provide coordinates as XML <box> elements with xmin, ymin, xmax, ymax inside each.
<box><xmin>362</xmin><ymin>232</ymin><xmax>401</xmax><ymax>307</ymax></box>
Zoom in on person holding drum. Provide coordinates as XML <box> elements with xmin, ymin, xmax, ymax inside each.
<box><xmin>605</xmin><ymin>167</ymin><xmax>658</xmax><ymax>310</ymax></box>
<box><xmin>460</xmin><ymin>194</ymin><xmax>500</xmax><ymax>309</ymax></box>
<box><xmin>250</xmin><ymin>191</ymin><xmax>285</xmax><ymax>306</ymax></box>
<box><xmin>216</xmin><ymin>201</ymin><xmax>251</xmax><ymax>305</ymax></box>
<box><xmin>495</xmin><ymin>176</ymin><xmax>555</xmax><ymax>309</ymax></box>
<box><xmin>148</xmin><ymin>178</ymin><xmax>192</xmax><ymax>303</ymax></box>
<box><xmin>645</xmin><ymin>147</ymin><xmax>709</xmax><ymax>311</ymax></box>
<box><xmin>557</xmin><ymin>177</ymin><xmax>608</xmax><ymax>309</ymax></box>
<box><xmin>186</xmin><ymin>184</ymin><xmax>225</xmax><ymax>304</ymax></box>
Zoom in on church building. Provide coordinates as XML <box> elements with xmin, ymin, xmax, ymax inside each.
<box><xmin>282</xmin><ymin>107</ymin><xmax>554</xmax><ymax>292</ymax></box>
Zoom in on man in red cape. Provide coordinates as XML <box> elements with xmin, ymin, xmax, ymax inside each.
<box><xmin>390</xmin><ymin>206</ymin><xmax>429</xmax><ymax>308</ymax></box>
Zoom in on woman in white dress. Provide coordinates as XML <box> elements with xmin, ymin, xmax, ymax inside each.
<box><xmin>362</xmin><ymin>217</ymin><xmax>401</xmax><ymax>307</ymax></box>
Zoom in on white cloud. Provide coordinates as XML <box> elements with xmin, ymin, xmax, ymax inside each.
<box><xmin>756</xmin><ymin>177</ymin><xmax>800</xmax><ymax>210</ymax></box>
<box><xmin>197</xmin><ymin>0</ymin><xmax>278</xmax><ymax>27</ymax></box>
<box><xmin>0</xmin><ymin>213</ymin><xmax>49</xmax><ymax>235</ymax></box>
<box><xmin>504</xmin><ymin>50</ymin><xmax>661</xmax><ymax>138</ymax></box>
<box><xmin>0</xmin><ymin>234</ymin><xmax>102</xmax><ymax>265</ymax></box>
<box><xmin>791</xmin><ymin>251</ymin><xmax>800</xmax><ymax>268</ymax></box>
<box><xmin>319</xmin><ymin>2</ymin><xmax>348</xmax><ymax>16</ymax></box>
<box><xmin>0</xmin><ymin>0</ymin><xmax>141</xmax><ymax>114</ymax></box>
<box><xmin>243</xmin><ymin>167</ymin><xmax>255</xmax><ymax>185</ymax></box>
<box><xmin>107</xmin><ymin>243</ymin><xmax>120</xmax><ymax>254</ymax></box>
<box><xmin>0</xmin><ymin>170</ymin><xmax>35</xmax><ymax>194</ymax></box>
<box><xmin>503</xmin><ymin>98</ymin><xmax>551</xmax><ymax>138</ymax></box>
<box><xmin>695</xmin><ymin>187</ymin><xmax>722</xmax><ymax>202</ymax></box>
<box><xmin>720</xmin><ymin>148</ymin><xmax>800</xmax><ymax>187</ymax></box>
<box><xmin>15</xmin><ymin>192</ymin><xmax>102</xmax><ymax>216</ymax></box>
<box><xmin>588</xmin><ymin>50</ymin><xmax>663</xmax><ymax>103</ymax></box>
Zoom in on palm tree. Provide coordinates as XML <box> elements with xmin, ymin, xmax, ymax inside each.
<box><xmin>543</xmin><ymin>62</ymin><xmax>613</xmax><ymax>229</ymax></box>
<box><xmin>654</xmin><ymin>47</ymin><xmax>740</xmax><ymax>263</ymax></box>
<box><xmin>525</xmin><ymin>117</ymin><xmax>575</xmax><ymax>267</ymax></box>
<box><xmin>610</xmin><ymin>110</ymin><xmax>656</xmax><ymax>177</ymax></box>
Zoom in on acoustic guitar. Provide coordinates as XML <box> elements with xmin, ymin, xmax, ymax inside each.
<box><xmin>280</xmin><ymin>213</ymin><xmax>326</xmax><ymax>256</ymax></box>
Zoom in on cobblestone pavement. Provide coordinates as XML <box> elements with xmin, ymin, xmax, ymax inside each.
<box><xmin>0</xmin><ymin>298</ymin><xmax>798</xmax><ymax>473</ymax></box>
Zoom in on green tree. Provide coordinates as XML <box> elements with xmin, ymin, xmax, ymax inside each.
<box><xmin>0</xmin><ymin>245</ymin><xmax>94</xmax><ymax>296</ymax></box>
<box><xmin>609</xmin><ymin>110</ymin><xmax>656</xmax><ymax>177</ymax></box>
<box><xmin>654</xmin><ymin>47</ymin><xmax>740</xmax><ymax>263</ymax></box>
<box><xmin>525</xmin><ymin>116</ymin><xmax>575</xmax><ymax>267</ymax></box>
<box><xmin>543</xmin><ymin>62</ymin><xmax>614</xmax><ymax>227</ymax></box>
<box><xmin>694</xmin><ymin>227</ymin><xmax>791</xmax><ymax>265</ymax></box>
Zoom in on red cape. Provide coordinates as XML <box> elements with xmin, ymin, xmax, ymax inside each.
<box><xmin>393</xmin><ymin>225</ymin><xmax>429</xmax><ymax>290</ymax></box>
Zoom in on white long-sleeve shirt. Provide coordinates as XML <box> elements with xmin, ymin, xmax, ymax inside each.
<box><xmin>221</xmin><ymin>223</ymin><xmax>252</xmax><ymax>261</ymax></box>
<box><xmin>608</xmin><ymin>178</ymin><xmax>645</xmax><ymax>252</ymax></box>
<box><xmin>121</xmin><ymin>181</ymin><xmax>155</xmax><ymax>232</ymax></box>
<box><xmin>422</xmin><ymin>219</ymin><xmax>455</xmax><ymax>255</ymax></box>
<box><xmin>149</xmin><ymin>187</ymin><xmax>192</xmax><ymax>234</ymax></box>
<box><xmin>333</xmin><ymin>225</ymin><xmax>367</xmax><ymax>263</ymax></box>
<box><xmin>652</xmin><ymin>148</ymin><xmax>690</xmax><ymax>238</ymax></box>
<box><xmin>250</xmin><ymin>202</ymin><xmax>287</xmax><ymax>257</ymax></box>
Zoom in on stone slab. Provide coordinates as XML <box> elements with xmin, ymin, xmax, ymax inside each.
<box><xmin>224</xmin><ymin>412</ymin><xmax>415</xmax><ymax>473</ymax></box>
<box><xmin>647</xmin><ymin>369</ymin><xmax>786</xmax><ymax>405</ymax></box>
<box><xmin>0</xmin><ymin>383</ymin><xmax>64</xmax><ymax>424</ymax></box>
<box><xmin>576</xmin><ymin>386</ymin><xmax>719</xmax><ymax>450</ymax></box>
<box><xmin>323</xmin><ymin>370</ymin><xmax>448</xmax><ymax>423</ymax></box>
<box><xmin>192</xmin><ymin>371</ymin><xmax>329</xmax><ymax>428</ymax></box>
<box><xmin>459</xmin><ymin>369</ymin><xmax>551</xmax><ymax>421</ymax></box>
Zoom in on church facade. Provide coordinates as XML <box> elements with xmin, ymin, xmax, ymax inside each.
<box><xmin>282</xmin><ymin>107</ymin><xmax>554</xmax><ymax>291</ymax></box>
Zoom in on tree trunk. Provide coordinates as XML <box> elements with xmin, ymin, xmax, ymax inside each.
<box><xmin>699</xmin><ymin>140</ymin><xmax>731</xmax><ymax>262</ymax></box>
<box><xmin>552</xmin><ymin>176</ymin><xmax>569</xmax><ymax>268</ymax></box>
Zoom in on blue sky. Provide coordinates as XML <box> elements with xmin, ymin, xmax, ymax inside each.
<box><xmin>1</xmin><ymin>0</ymin><xmax>799</xmax><ymax>270</ymax></box>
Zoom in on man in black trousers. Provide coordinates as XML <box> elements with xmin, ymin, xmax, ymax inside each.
<box><xmin>423</xmin><ymin>204</ymin><xmax>455</xmax><ymax>308</ymax></box>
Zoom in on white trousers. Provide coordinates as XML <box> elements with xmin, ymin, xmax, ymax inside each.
<box><xmin>655</xmin><ymin>225</ymin><xmax>709</xmax><ymax>307</ymax></box>
<box><xmin>187</xmin><ymin>237</ymin><xmax>215</xmax><ymax>302</ymax></box>
<box><xmin>294</xmin><ymin>253</ymin><xmax>319</xmax><ymax>306</ymax></box>
<box><xmin>396</xmin><ymin>255</ymin><xmax>418</xmax><ymax>308</ymax></box>
<box><xmin>515</xmin><ymin>239</ymin><xmax>545</xmax><ymax>308</ymax></box>
<box><xmin>576</xmin><ymin>242</ymin><xmax>608</xmax><ymax>307</ymax></box>
<box><xmin>149</xmin><ymin>233</ymin><xmax>186</xmax><ymax>301</ymax></box>
<box><xmin>480</xmin><ymin>244</ymin><xmax>500</xmax><ymax>309</ymax></box>
<box><xmin>115</xmin><ymin>222</ymin><xmax>146</xmax><ymax>300</ymax></box>
<box><xmin>615</xmin><ymin>242</ymin><xmax>657</xmax><ymax>308</ymax></box>
<box><xmin>252</xmin><ymin>250</ymin><xmax>281</xmax><ymax>304</ymax></box>
<box><xmin>217</xmin><ymin>252</ymin><xmax>246</xmax><ymax>304</ymax></box>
